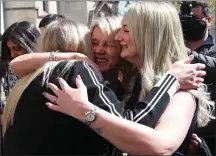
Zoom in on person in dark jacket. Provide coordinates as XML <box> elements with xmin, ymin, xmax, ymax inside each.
<box><xmin>180</xmin><ymin>2</ymin><xmax>216</xmax><ymax>153</ymax></box>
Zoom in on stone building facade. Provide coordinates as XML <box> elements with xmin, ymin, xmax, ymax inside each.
<box><xmin>0</xmin><ymin>1</ymin><xmax>119</xmax><ymax>34</ymax></box>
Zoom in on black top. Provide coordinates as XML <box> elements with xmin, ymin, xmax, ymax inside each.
<box><xmin>3</xmin><ymin>60</ymin><xmax>180</xmax><ymax>155</ymax></box>
<box><xmin>196</xmin><ymin>34</ymin><xmax>214</xmax><ymax>56</ymax></box>
<box><xmin>127</xmin><ymin>74</ymin><xmax>199</xmax><ymax>155</ymax></box>
<box><xmin>3</xmin><ymin>61</ymin><xmax>123</xmax><ymax>155</ymax></box>
<box><xmin>125</xmin><ymin>73</ymin><xmax>179</xmax><ymax>127</ymax></box>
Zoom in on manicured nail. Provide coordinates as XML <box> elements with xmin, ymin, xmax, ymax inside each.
<box><xmin>77</xmin><ymin>75</ymin><xmax>81</xmax><ymax>80</ymax></box>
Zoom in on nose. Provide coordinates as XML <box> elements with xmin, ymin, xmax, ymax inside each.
<box><xmin>94</xmin><ymin>44</ymin><xmax>105</xmax><ymax>54</ymax></box>
<box><xmin>10</xmin><ymin>51</ymin><xmax>18</xmax><ymax>59</ymax></box>
<box><xmin>115</xmin><ymin>29</ymin><xmax>123</xmax><ymax>41</ymax></box>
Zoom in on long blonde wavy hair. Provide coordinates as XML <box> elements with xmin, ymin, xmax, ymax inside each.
<box><xmin>2</xmin><ymin>19</ymin><xmax>94</xmax><ymax>135</ymax></box>
<box><xmin>126</xmin><ymin>1</ymin><xmax>215</xmax><ymax>127</ymax></box>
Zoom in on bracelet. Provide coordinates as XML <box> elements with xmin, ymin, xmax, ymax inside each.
<box><xmin>49</xmin><ymin>50</ymin><xmax>59</xmax><ymax>61</ymax></box>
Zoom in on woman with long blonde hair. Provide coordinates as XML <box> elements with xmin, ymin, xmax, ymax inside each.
<box><xmin>42</xmin><ymin>1</ymin><xmax>214</xmax><ymax>155</ymax></box>
<box><xmin>2</xmin><ymin>19</ymin><xmax>120</xmax><ymax>155</ymax></box>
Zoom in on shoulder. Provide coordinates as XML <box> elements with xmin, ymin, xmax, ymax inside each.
<box><xmin>157</xmin><ymin>90</ymin><xmax>196</xmax><ymax>128</ymax></box>
<box><xmin>171</xmin><ymin>90</ymin><xmax>196</xmax><ymax>110</ymax></box>
<box><xmin>51</xmin><ymin>60</ymin><xmax>90</xmax><ymax>76</ymax></box>
<box><xmin>72</xmin><ymin>61</ymin><xmax>103</xmax><ymax>81</ymax></box>
<box><xmin>207</xmin><ymin>44</ymin><xmax>216</xmax><ymax>57</ymax></box>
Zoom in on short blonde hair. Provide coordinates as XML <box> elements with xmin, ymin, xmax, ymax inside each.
<box><xmin>37</xmin><ymin>19</ymin><xmax>94</xmax><ymax>59</ymax></box>
<box><xmin>90</xmin><ymin>16</ymin><xmax>122</xmax><ymax>38</ymax></box>
<box><xmin>90</xmin><ymin>16</ymin><xmax>136</xmax><ymax>102</ymax></box>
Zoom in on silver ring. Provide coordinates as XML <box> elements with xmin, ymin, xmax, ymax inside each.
<box><xmin>53</xmin><ymin>98</ymin><xmax>57</xmax><ymax>104</ymax></box>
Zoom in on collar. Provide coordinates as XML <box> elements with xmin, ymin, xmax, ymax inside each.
<box><xmin>197</xmin><ymin>34</ymin><xmax>214</xmax><ymax>50</ymax></box>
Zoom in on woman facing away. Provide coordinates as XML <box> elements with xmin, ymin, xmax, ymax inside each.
<box><xmin>2</xmin><ymin>19</ymin><xmax>111</xmax><ymax>155</ymax></box>
<box><xmin>42</xmin><ymin>1</ymin><xmax>215</xmax><ymax>155</ymax></box>
<box><xmin>2</xmin><ymin>18</ymin><xmax>206</xmax><ymax>155</ymax></box>
<box><xmin>0</xmin><ymin>21</ymin><xmax>40</xmax><ymax>116</ymax></box>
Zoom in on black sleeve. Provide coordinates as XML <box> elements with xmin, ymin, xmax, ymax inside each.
<box><xmin>71</xmin><ymin>61</ymin><xmax>124</xmax><ymax>118</ymax></box>
<box><xmin>69</xmin><ymin>61</ymin><xmax>179</xmax><ymax>128</ymax></box>
<box><xmin>125</xmin><ymin>74</ymin><xmax>180</xmax><ymax>128</ymax></box>
<box><xmin>191</xmin><ymin>51</ymin><xmax>216</xmax><ymax>82</ymax></box>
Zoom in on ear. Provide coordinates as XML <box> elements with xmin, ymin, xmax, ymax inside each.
<box><xmin>207</xmin><ymin>16</ymin><xmax>212</xmax><ymax>26</ymax></box>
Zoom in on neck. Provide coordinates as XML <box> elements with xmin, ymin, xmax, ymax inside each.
<box><xmin>127</xmin><ymin>56</ymin><xmax>143</xmax><ymax>71</ymax></box>
<box><xmin>187</xmin><ymin>40</ymin><xmax>203</xmax><ymax>51</ymax></box>
<box><xmin>187</xmin><ymin>32</ymin><xmax>209</xmax><ymax>51</ymax></box>
<box><xmin>135</xmin><ymin>58</ymin><xmax>143</xmax><ymax>71</ymax></box>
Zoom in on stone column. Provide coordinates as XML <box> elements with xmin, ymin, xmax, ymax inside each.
<box><xmin>3</xmin><ymin>1</ymin><xmax>38</xmax><ymax>29</ymax></box>
<box><xmin>57</xmin><ymin>1</ymin><xmax>94</xmax><ymax>25</ymax></box>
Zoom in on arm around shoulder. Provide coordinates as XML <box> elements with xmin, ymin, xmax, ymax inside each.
<box><xmin>10</xmin><ymin>52</ymin><xmax>84</xmax><ymax>78</ymax></box>
<box><xmin>86</xmin><ymin>90</ymin><xmax>196</xmax><ymax>155</ymax></box>
<box><xmin>10</xmin><ymin>53</ymin><xmax>51</xmax><ymax>77</ymax></box>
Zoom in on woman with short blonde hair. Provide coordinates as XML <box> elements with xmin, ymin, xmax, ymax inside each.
<box><xmin>90</xmin><ymin>16</ymin><xmax>136</xmax><ymax>103</ymax></box>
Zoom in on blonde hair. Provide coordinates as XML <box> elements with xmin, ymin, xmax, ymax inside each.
<box><xmin>126</xmin><ymin>1</ymin><xmax>214</xmax><ymax>127</ymax></box>
<box><xmin>3</xmin><ymin>20</ymin><xmax>93</xmax><ymax>135</ymax></box>
<box><xmin>37</xmin><ymin>19</ymin><xmax>93</xmax><ymax>59</ymax></box>
<box><xmin>90</xmin><ymin>16</ymin><xmax>122</xmax><ymax>38</ymax></box>
<box><xmin>90</xmin><ymin>16</ymin><xmax>136</xmax><ymax>102</ymax></box>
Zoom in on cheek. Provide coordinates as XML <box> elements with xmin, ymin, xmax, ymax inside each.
<box><xmin>121</xmin><ymin>45</ymin><xmax>138</xmax><ymax>59</ymax></box>
<box><xmin>127</xmin><ymin>39</ymin><xmax>138</xmax><ymax>56</ymax></box>
<box><xmin>92</xmin><ymin>45</ymin><xmax>97</xmax><ymax>51</ymax></box>
<box><xmin>18</xmin><ymin>49</ymin><xmax>27</xmax><ymax>55</ymax></box>
<box><xmin>131</xmin><ymin>45</ymin><xmax>138</xmax><ymax>56</ymax></box>
<box><xmin>107</xmin><ymin>48</ymin><xmax>121</xmax><ymax>64</ymax></box>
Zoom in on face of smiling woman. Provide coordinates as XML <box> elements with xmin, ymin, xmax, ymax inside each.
<box><xmin>115</xmin><ymin>16</ymin><xmax>140</xmax><ymax>68</ymax></box>
<box><xmin>91</xmin><ymin>26</ymin><xmax>121</xmax><ymax>73</ymax></box>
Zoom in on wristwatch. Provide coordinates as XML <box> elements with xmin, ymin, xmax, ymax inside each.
<box><xmin>85</xmin><ymin>106</ymin><xmax>98</xmax><ymax>125</ymax></box>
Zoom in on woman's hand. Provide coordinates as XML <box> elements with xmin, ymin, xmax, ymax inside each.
<box><xmin>168</xmin><ymin>55</ymin><xmax>206</xmax><ymax>89</ymax></box>
<box><xmin>43</xmin><ymin>76</ymin><xmax>91</xmax><ymax>121</ymax></box>
<box><xmin>188</xmin><ymin>133</ymin><xmax>202</xmax><ymax>154</ymax></box>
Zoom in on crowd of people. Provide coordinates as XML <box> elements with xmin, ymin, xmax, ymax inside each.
<box><xmin>0</xmin><ymin>1</ymin><xmax>216</xmax><ymax>155</ymax></box>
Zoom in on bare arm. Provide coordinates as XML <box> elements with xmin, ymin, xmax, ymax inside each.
<box><xmin>45</xmin><ymin>75</ymin><xmax>196</xmax><ymax>155</ymax></box>
<box><xmin>10</xmin><ymin>53</ymin><xmax>51</xmax><ymax>77</ymax></box>
<box><xmin>76</xmin><ymin>91</ymin><xmax>195</xmax><ymax>155</ymax></box>
<box><xmin>10</xmin><ymin>53</ymin><xmax>98</xmax><ymax>77</ymax></box>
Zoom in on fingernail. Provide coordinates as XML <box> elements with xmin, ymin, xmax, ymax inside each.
<box><xmin>77</xmin><ymin>75</ymin><xmax>81</xmax><ymax>80</ymax></box>
<box><xmin>42</xmin><ymin>92</ymin><xmax>46</xmax><ymax>96</ymax></box>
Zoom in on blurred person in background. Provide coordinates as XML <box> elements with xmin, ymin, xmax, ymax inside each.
<box><xmin>180</xmin><ymin>2</ymin><xmax>216</xmax><ymax>153</ymax></box>
<box><xmin>39</xmin><ymin>14</ymin><xmax>66</xmax><ymax>32</ymax></box>
<box><xmin>0</xmin><ymin>21</ymin><xmax>40</xmax><ymax>117</ymax></box>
